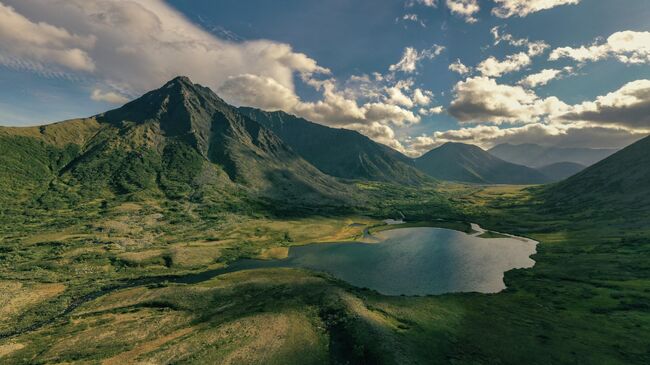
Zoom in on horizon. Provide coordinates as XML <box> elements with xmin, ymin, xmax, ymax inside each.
<box><xmin>1</xmin><ymin>0</ymin><xmax>649</xmax><ymax>155</ymax></box>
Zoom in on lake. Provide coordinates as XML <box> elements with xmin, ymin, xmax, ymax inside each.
<box><xmin>223</xmin><ymin>225</ymin><xmax>538</xmax><ymax>296</ymax></box>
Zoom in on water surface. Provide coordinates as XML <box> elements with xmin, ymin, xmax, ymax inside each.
<box><xmin>226</xmin><ymin>226</ymin><xmax>537</xmax><ymax>296</ymax></box>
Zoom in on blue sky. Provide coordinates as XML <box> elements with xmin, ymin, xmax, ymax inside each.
<box><xmin>1</xmin><ymin>0</ymin><xmax>649</xmax><ymax>155</ymax></box>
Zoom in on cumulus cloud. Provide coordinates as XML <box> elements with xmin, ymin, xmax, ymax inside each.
<box><xmin>448</xmin><ymin>76</ymin><xmax>569</xmax><ymax>123</ymax></box>
<box><xmin>550</xmin><ymin>31</ymin><xmax>650</xmax><ymax>64</ymax></box>
<box><xmin>389</xmin><ymin>45</ymin><xmax>445</xmax><ymax>73</ymax></box>
<box><xmin>477</xmin><ymin>52</ymin><xmax>531</xmax><ymax>77</ymax></box>
<box><xmin>386</xmin><ymin>86</ymin><xmax>414</xmax><ymax>108</ymax></box>
<box><xmin>561</xmin><ymin>79</ymin><xmax>650</xmax><ymax>129</ymax></box>
<box><xmin>405</xmin><ymin>123</ymin><xmax>645</xmax><ymax>155</ymax></box>
<box><xmin>518</xmin><ymin>68</ymin><xmax>562</xmax><ymax>88</ymax></box>
<box><xmin>492</xmin><ymin>0</ymin><xmax>580</xmax><ymax>18</ymax></box>
<box><xmin>412</xmin><ymin>88</ymin><xmax>432</xmax><ymax>105</ymax></box>
<box><xmin>90</xmin><ymin>89</ymin><xmax>129</xmax><ymax>104</ymax></box>
<box><xmin>0</xmin><ymin>0</ymin><xmax>428</xmax><ymax>151</ymax></box>
<box><xmin>2</xmin><ymin>0</ymin><xmax>329</xmax><ymax>100</ymax></box>
<box><xmin>445</xmin><ymin>0</ymin><xmax>480</xmax><ymax>23</ymax></box>
<box><xmin>218</xmin><ymin>74</ymin><xmax>300</xmax><ymax>111</ymax></box>
<box><xmin>0</xmin><ymin>2</ymin><xmax>96</xmax><ymax>72</ymax></box>
<box><xmin>418</xmin><ymin>106</ymin><xmax>444</xmax><ymax>116</ymax></box>
<box><xmin>448</xmin><ymin>59</ymin><xmax>471</xmax><ymax>75</ymax></box>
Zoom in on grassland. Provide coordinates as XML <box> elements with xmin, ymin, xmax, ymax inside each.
<box><xmin>0</xmin><ymin>183</ymin><xmax>649</xmax><ymax>364</ymax></box>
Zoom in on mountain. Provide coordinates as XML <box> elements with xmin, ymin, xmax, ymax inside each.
<box><xmin>536</xmin><ymin>162</ymin><xmax>585</xmax><ymax>181</ymax></box>
<box><xmin>489</xmin><ymin>143</ymin><xmax>618</xmax><ymax>168</ymax></box>
<box><xmin>414</xmin><ymin>142</ymin><xmax>550</xmax><ymax>184</ymax></box>
<box><xmin>0</xmin><ymin>76</ymin><xmax>353</xmax><ymax>208</ymax></box>
<box><xmin>238</xmin><ymin>107</ymin><xmax>428</xmax><ymax>184</ymax></box>
<box><xmin>542</xmin><ymin>134</ymin><xmax>650</xmax><ymax>212</ymax></box>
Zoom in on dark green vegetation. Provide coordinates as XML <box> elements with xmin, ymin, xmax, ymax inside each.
<box><xmin>1</xmin><ymin>77</ymin><xmax>649</xmax><ymax>364</ymax></box>
<box><xmin>239</xmin><ymin>107</ymin><xmax>427</xmax><ymax>185</ymax></box>
<box><xmin>414</xmin><ymin>142</ymin><xmax>550</xmax><ymax>184</ymax></box>
<box><xmin>489</xmin><ymin>142</ymin><xmax>618</xmax><ymax>167</ymax></box>
<box><xmin>536</xmin><ymin>161</ymin><xmax>585</xmax><ymax>181</ymax></box>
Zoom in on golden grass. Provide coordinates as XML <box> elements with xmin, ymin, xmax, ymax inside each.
<box><xmin>0</xmin><ymin>342</ymin><xmax>25</xmax><ymax>358</ymax></box>
<box><xmin>0</xmin><ymin>281</ymin><xmax>65</xmax><ymax>321</ymax></box>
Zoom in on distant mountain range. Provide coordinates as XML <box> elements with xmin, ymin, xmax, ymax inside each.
<box><xmin>238</xmin><ymin>108</ymin><xmax>428</xmax><ymax>185</ymax></box>
<box><xmin>0</xmin><ymin>76</ymin><xmax>641</xmax><ymax>204</ymax></box>
<box><xmin>414</xmin><ymin>142</ymin><xmax>551</xmax><ymax>184</ymax></box>
<box><xmin>489</xmin><ymin>143</ymin><xmax>618</xmax><ymax>168</ymax></box>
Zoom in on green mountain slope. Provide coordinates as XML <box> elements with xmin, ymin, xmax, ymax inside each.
<box><xmin>414</xmin><ymin>142</ymin><xmax>550</xmax><ymax>184</ymax></box>
<box><xmin>238</xmin><ymin>107</ymin><xmax>428</xmax><ymax>184</ymax></box>
<box><xmin>0</xmin><ymin>77</ymin><xmax>353</xmax><ymax>208</ymax></box>
<box><xmin>542</xmin><ymin>134</ymin><xmax>650</xmax><ymax>212</ymax></box>
<box><xmin>489</xmin><ymin>143</ymin><xmax>617</xmax><ymax>168</ymax></box>
<box><xmin>536</xmin><ymin>162</ymin><xmax>585</xmax><ymax>182</ymax></box>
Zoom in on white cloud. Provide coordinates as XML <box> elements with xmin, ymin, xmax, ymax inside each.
<box><xmin>490</xmin><ymin>26</ymin><xmax>549</xmax><ymax>56</ymax></box>
<box><xmin>445</xmin><ymin>0</ymin><xmax>480</xmax><ymax>23</ymax></box>
<box><xmin>448</xmin><ymin>59</ymin><xmax>471</xmax><ymax>75</ymax></box>
<box><xmin>401</xmin><ymin>13</ymin><xmax>426</xmax><ymax>27</ymax></box>
<box><xmin>550</xmin><ymin>31</ymin><xmax>650</xmax><ymax>64</ymax></box>
<box><xmin>386</xmin><ymin>86</ymin><xmax>414</xmax><ymax>108</ymax></box>
<box><xmin>492</xmin><ymin>0</ymin><xmax>580</xmax><ymax>18</ymax></box>
<box><xmin>0</xmin><ymin>2</ymin><xmax>96</xmax><ymax>72</ymax></box>
<box><xmin>218</xmin><ymin>74</ymin><xmax>300</xmax><ymax>111</ymax></box>
<box><xmin>389</xmin><ymin>45</ymin><xmax>445</xmax><ymax>73</ymax></box>
<box><xmin>413</xmin><ymin>88</ymin><xmax>432</xmax><ymax>105</ymax></box>
<box><xmin>415</xmin><ymin>0</ymin><xmax>438</xmax><ymax>7</ymax></box>
<box><xmin>2</xmin><ymin>0</ymin><xmax>329</xmax><ymax>99</ymax></box>
<box><xmin>405</xmin><ymin>123</ymin><xmax>644</xmax><ymax>155</ymax></box>
<box><xmin>419</xmin><ymin>106</ymin><xmax>444</xmax><ymax>115</ymax></box>
<box><xmin>477</xmin><ymin>52</ymin><xmax>531</xmax><ymax>77</ymax></box>
<box><xmin>90</xmin><ymin>89</ymin><xmax>129</xmax><ymax>104</ymax></box>
<box><xmin>518</xmin><ymin>68</ymin><xmax>562</xmax><ymax>88</ymax></box>
<box><xmin>448</xmin><ymin>76</ymin><xmax>569</xmax><ymax>123</ymax></box>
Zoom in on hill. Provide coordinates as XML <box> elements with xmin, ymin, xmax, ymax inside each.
<box><xmin>536</xmin><ymin>162</ymin><xmax>585</xmax><ymax>181</ymax></box>
<box><xmin>489</xmin><ymin>143</ymin><xmax>617</xmax><ymax>167</ymax></box>
<box><xmin>414</xmin><ymin>142</ymin><xmax>549</xmax><ymax>184</ymax></box>
<box><xmin>0</xmin><ymin>77</ymin><xmax>354</xmax><ymax>208</ymax></box>
<box><xmin>542</xmin><ymin>134</ymin><xmax>650</xmax><ymax>214</ymax></box>
<box><xmin>238</xmin><ymin>107</ymin><xmax>428</xmax><ymax>184</ymax></box>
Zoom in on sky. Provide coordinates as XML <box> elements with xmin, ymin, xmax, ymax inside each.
<box><xmin>0</xmin><ymin>0</ymin><xmax>649</xmax><ymax>156</ymax></box>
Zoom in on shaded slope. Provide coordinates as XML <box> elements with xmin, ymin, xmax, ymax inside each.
<box><xmin>414</xmin><ymin>142</ymin><xmax>549</xmax><ymax>184</ymax></box>
<box><xmin>239</xmin><ymin>107</ymin><xmax>428</xmax><ymax>184</ymax></box>
<box><xmin>537</xmin><ymin>162</ymin><xmax>585</xmax><ymax>182</ymax></box>
<box><xmin>489</xmin><ymin>143</ymin><xmax>617</xmax><ymax>168</ymax></box>
<box><xmin>542</xmin><ymin>134</ymin><xmax>650</xmax><ymax>212</ymax></box>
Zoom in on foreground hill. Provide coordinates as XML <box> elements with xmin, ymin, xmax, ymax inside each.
<box><xmin>536</xmin><ymin>162</ymin><xmax>585</xmax><ymax>181</ymax></box>
<box><xmin>414</xmin><ymin>142</ymin><xmax>550</xmax><ymax>184</ymax></box>
<box><xmin>489</xmin><ymin>143</ymin><xmax>617</xmax><ymax>167</ymax></box>
<box><xmin>0</xmin><ymin>77</ymin><xmax>354</xmax><ymax>208</ymax></box>
<box><xmin>239</xmin><ymin>108</ymin><xmax>428</xmax><ymax>184</ymax></box>
<box><xmin>542</xmin><ymin>134</ymin><xmax>650</xmax><ymax>213</ymax></box>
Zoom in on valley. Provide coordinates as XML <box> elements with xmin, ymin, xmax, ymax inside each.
<box><xmin>0</xmin><ymin>77</ymin><xmax>649</xmax><ymax>364</ymax></box>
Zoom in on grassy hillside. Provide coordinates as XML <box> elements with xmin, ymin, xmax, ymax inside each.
<box><xmin>239</xmin><ymin>107</ymin><xmax>429</xmax><ymax>185</ymax></box>
<box><xmin>540</xmin><ymin>134</ymin><xmax>650</xmax><ymax>216</ymax></box>
<box><xmin>0</xmin><ymin>77</ymin><xmax>358</xmax><ymax>212</ymax></box>
<box><xmin>414</xmin><ymin>142</ymin><xmax>549</xmax><ymax>184</ymax></box>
